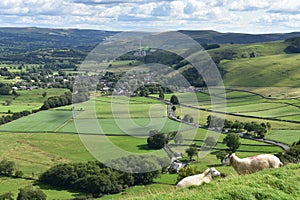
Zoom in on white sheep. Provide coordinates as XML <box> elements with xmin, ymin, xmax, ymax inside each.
<box><xmin>176</xmin><ymin>167</ymin><xmax>221</xmax><ymax>188</ymax></box>
<box><xmin>222</xmin><ymin>153</ymin><xmax>283</xmax><ymax>175</ymax></box>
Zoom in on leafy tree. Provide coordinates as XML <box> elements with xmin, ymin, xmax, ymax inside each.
<box><xmin>0</xmin><ymin>192</ymin><xmax>14</xmax><ymax>200</ymax></box>
<box><xmin>0</xmin><ymin>84</ymin><xmax>11</xmax><ymax>95</ymax></box>
<box><xmin>159</xmin><ymin>91</ymin><xmax>164</xmax><ymax>99</ymax></box>
<box><xmin>170</xmin><ymin>95</ymin><xmax>179</xmax><ymax>105</ymax></box>
<box><xmin>204</xmin><ymin>136</ymin><xmax>216</xmax><ymax>148</ymax></box>
<box><xmin>223</xmin><ymin>133</ymin><xmax>240</xmax><ymax>152</ymax></box>
<box><xmin>171</xmin><ymin>105</ymin><xmax>176</xmax><ymax>111</ymax></box>
<box><xmin>185</xmin><ymin>146</ymin><xmax>198</xmax><ymax>161</ymax></box>
<box><xmin>147</xmin><ymin>133</ymin><xmax>168</xmax><ymax>149</ymax></box>
<box><xmin>177</xmin><ymin>165</ymin><xmax>200</xmax><ymax>183</ymax></box>
<box><xmin>207</xmin><ymin>115</ymin><xmax>223</xmax><ymax>128</ymax></box>
<box><xmin>12</xmin><ymin>90</ymin><xmax>19</xmax><ymax>97</ymax></box>
<box><xmin>42</xmin><ymin>92</ymin><xmax>47</xmax><ymax>98</ymax></box>
<box><xmin>0</xmin><ymin>160</ymin><xmax>15</xmax><ymax>177</ymax></box>
<box><xmin>216</xmin><ymin>150</ymin><xmax>228</xmax><ymax>162</ymax></box>
<box><xmin>182</xmin><ymin>114</ymin><xmax>193</xmax><ymax>123</ymax></box>
<box><xmin>15</xmin><ymin>170</ymin><xmax>24</xmax><ymax>178</ymax></box>
<box><xmin>17</xmin><ymin>186</ymin><xmax>46</xmax><ymax>200</ymax></box>
<box><xmin>174</xmin><ymin>132</ymin><xmax>184</xmax><ymax>144</ymax></box>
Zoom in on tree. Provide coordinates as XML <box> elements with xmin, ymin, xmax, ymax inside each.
<box><xmin>207</xmin><ymin>115</ymin><xmax>223</xmax><ymax>128</ymax></box>
<box><xmin>204</xmin><ymin>136</ymin><xmax>216</xmax><ymax>148</ymax></box>
<box><xmin>0</xmin><ymin>160</ymin><xmax>15</xmax><ymax>177</ymax></box>
<box><xmin>216</xmin><ymin>150</ymin><xmax>228</xmax><ymax>162</ymax></box>
<box><xmin>12</xmin><ymin>90</ymin><xmax>19</xmax><ymax>97</ymax></box>
<box><xmin>0</xmin><ymin>84</ymin><xmax>11</xmax><ymax>95</ymax></box>
<box><xmin>17</xmin><ymin>186</ymin><xmax>46</xmax><ymax>200</ymax></box>
<box><xmin>170</xmin><ymin>95</ymin><xmax>179</xmax><ymax>105</ymax></box>
<box><xmin>159</xmin><ymin>91</ymin><xmax>164</xmax><ymax>99</ymax></box>
<box><xmin>42</xmin><ymin>91</ymin><xmax>47</xmax><ymax>98</ymax></box>
<box><xmin>147</xmin><ymin>133</ymin><xmax>168</xmax><ymax>149</ymax></box>
<box><xmin>0</xmin><ymin>192</ymin><xmax>14</xmax><ymax>200</ymax></box>
<box><xmin>185</xmin><ymin>146</ymin><xmax>198</xmax><ymax>161</ymax></box>
<box><xmin>15</xmin><ymin>170</ymin><xmax>24</xmax><ymax>178</ymax></box>
<box><xmin>174</xmin><ymin>132</ymin><xmax>184</xmax><ymax>144</ymax></box>
<box><xmin>40</xmin><ymin>100</ymin><xmax>50</xmax><ymax>110</ymax></box>
<box><xmin>223</xmin><ymin>133</ymin><xmax>240</xmax><ymax>152</ymax></box>
<box><xmin>182</xmin><ymin>114</ymin><xmax>193</xmax><ymax>123</ymax></box>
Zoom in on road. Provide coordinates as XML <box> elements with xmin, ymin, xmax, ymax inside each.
<box><xmin>149</xmin><ymin>96</ymin><xmax>290</xmax><ymax>152</ymax></box>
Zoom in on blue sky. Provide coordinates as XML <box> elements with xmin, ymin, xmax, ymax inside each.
<box><xmin>0</xmin><ymin>0</ymin><xmax>300</xmax><ymax>33</ymax></box>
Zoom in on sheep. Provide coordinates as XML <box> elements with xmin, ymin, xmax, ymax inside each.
<box><xmin>222</xmin><ymin>153</ymin><xmax>283</xmax><ymax>175</ymax></box>
<box><xmin>176</xmin><ymin>167</ymin><xmax>221</xmax><ymax>188</ymax></box>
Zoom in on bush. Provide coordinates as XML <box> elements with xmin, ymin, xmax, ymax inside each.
<box><xmin>0</xmin><ymin>160</ymin><xmax>15</xmax><ymax>177</ymax></box>
<box><xmin>40</xmin><ymin>157</ymin><xmax>166</xmax><ymax>197</ymax></box>
<box><xmin>182</xmin><ymin>114</ymin><xmax>193</xmax><ymax>123</ymax></box>
<box><xmin>147</xmin><ymin>133</ymin><xmax>168</xmax><ymax>149</ymax></box>
<box><xmin>15</xmin><ymin>170</ymin><xmax>24</xmax><ymax>178</ymax></box>
<box><xmin>17</xmin><ymin>186</ymin><xmax>46</xmax><ymax>200</ymax></box>
<box><xmin>170</xmin><ymin>95</ymin><xmax>179</xmax><ymax>105</ymax></box>
<box><xmin>0</xmin><ymin>192</ymin><xmax>14</xmax><ymax>200</ymax></box>
<box><xmin>177</xmin><ymin>165</ymin><xmax>200</xmax><ymax>183</ymax></box>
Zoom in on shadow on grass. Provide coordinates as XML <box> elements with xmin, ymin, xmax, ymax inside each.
<box><xmin>136</xmin><ymin>144</ymin><xmax>152</xmax><ymax>150</ymax></box>
<box><xmin>37</xmin><ymin>182</ymin><xmax>88</xmax><ymax>198</ymax></box>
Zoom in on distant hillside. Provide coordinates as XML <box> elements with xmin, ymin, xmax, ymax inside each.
<box><xmin>1</xmin><ymin>27</ymin><xmax>300</xmax><ymax>54</ymax></box>
<box><xmin>0</xmin><ymin>27</ymin><xmax>118</xmax><ymax>53</ymax></box>
<box><xmin>180</xmin><ymin>30</ymin><xmax>300</xmax><ymax>44</ymax></box>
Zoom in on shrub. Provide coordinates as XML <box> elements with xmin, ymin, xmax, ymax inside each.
<box><xmin>17</xmin><ymin>186</ymin><xmax>46</xmax><ymax>200</ymax></box>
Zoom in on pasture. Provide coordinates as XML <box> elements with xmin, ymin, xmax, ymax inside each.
<box><xmin>266</xmin><ymin>130</ymin><xmax>300</xmax><ymax>145</ymax></box>
<box><xmin>0</xmin><ymin>88</ymin><xmax>68</xmax><ymax>113</ymax></box>
<box><xmin>122</xmin><ymin>163</ymin><xmax>300</xmax><ymax>200</ymax></box>
<box><xmin>0</xmin><ymin>110</ymin><xmax>73</xmax><ymax>132</ymax></box>
<box><xmin>222</xmin><ymin>54</ymin><xmax>300</xmax><ymax>87</ymax></box>
<box><xmin>0</xmin><ymin>92</ymin><xmax>298</xmax><ymax>199</ymax></box>
<box><xmin>164</xmin><ymin>89</ymin><xmax>300</xmax><ymax>124</ymax></box>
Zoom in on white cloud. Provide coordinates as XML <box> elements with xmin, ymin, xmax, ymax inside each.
<box><xmin>0</xmin><ymin>0</ymin><xmax>298</xmax><ymax>33</ymax></box>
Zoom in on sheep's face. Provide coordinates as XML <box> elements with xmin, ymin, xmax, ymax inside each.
<box><xmin>210</xmin><ymin>168</ymin><xmax>221</xmax><ymax>177</ymax></box>
<box><xmin>222</xmin><ymin>154</ymin><xmax>232</xmax><ymax>165</ymax></box>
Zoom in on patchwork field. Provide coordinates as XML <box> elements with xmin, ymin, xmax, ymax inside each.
<box><xmin>0</xmin><ymin>88</ymin><xmax>69</xmax><ymax>113</ymax></box>
<box><xmin>0</xmin><ymin>91</ymin><xmax>299</xmax><ymax>199</ymax></box>
<box><xmin>166</xmin><ymin>89</ymin><xmax>300</xmax><ymax>124</ymax></box>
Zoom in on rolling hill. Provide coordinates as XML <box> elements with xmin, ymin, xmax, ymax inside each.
<box><xmin>1</xmin><ymin>27</ymin><xmax>300</xmax><ymax>54</ymax></box>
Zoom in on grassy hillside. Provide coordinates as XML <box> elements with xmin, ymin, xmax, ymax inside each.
<box><xmin>123</xmin><ymin>163</ymin><xmax>300</xmax><ymax>200</ymax></box>
<box><xmin>207</xmin><ymin>39</ymin><xmax>300</xmax><ymax>87</ymax></box>
<box><xmin>222</xmin><ymin>54</ymin><xmax>300</xmax><ymax>87</ymax></box>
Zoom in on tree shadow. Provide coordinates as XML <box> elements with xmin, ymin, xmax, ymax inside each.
<box><xmin>37</xmin><ymin>182</ymin><xmax>87</xmax><ymax>198</ymax></box>
<box><xmin>136</xmin><ymin>144</ymin><xmax>152</xmax><ymax>150</ymax></box>
<box><xmin>207</xmin><ymin>163</ymin><xmax>224</xmax><ymax>167</ymax></box>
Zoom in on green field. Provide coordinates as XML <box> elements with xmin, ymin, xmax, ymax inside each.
<box><xmin>266</xmin><ymin>130</ymin><xmax>300</xmax><ymax>145</ymax></box>
<box><xmin>165</xmin><ymin>89</ymin><xmax>300</xmax><ymax>125</ymax></box>
<box><xmin>0</xmin><ymin>91</ymin><xmax>299</xmax><ymax>199</ymax></box>
<box><xmin>0</xmin><ymin>88</ymin><xmax>68</xmax><ymax>113</ymax></box>
<box><xmin>222</xmin><ymin>54</ymin><xmax>300</xmax><ymax>87</ymax></box>
<box><xmin>0</xmin><ymin>110</ymin><xmax>73</xmax><ymax>132</ymax></box>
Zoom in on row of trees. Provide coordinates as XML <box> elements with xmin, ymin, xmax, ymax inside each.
<box><xmin>40</xmin><ymin>91</ymin><xmax>90</xmax><ymax>110</ymax></box>
<box><xmin>40</xmin><ymin>156</ymin><xmax>166</xmax><ymax>197</ymax></box>
<box><xmin>0</xmin><ymin>110</ymin><xmax>31</xmax><ymax>125</ymax></box>
<box><xmin>40</xmin><ymin>92</ymin><xmax>72</xmax><ymax>110</ymax></box>
<box><xmin>207</xmin><ymin>115</ymin><xmax>271</xmax><ymax>138</ymax></box>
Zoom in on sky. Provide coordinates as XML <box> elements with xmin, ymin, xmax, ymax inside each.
<box><xmin>0</xmin><ymin>0</ymin><xmax>300</xmax><ymax>33</ymax></box>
